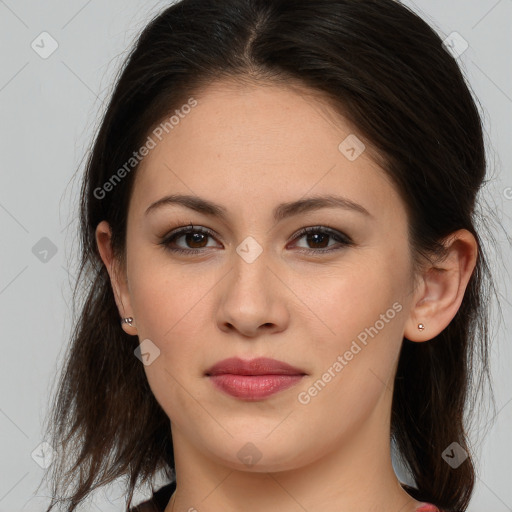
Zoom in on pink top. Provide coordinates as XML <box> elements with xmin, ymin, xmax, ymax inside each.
<box><xmin>416</xmin><ymin>505</ymin><xmax>441</xmax><ymax>512</ymax></box>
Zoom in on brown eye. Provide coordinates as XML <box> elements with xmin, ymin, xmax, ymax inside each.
<box><xmin>161</xmin><ymin>226</ymin><xmax>220</xmax><ymax>254</ymax></box>
<box><xmin>291</xmin><ymin>226</ymin><xmax>353</xmax><ymax>253</ymax></box>
<box><xmin>305</xmin><ymin>231</ymin><xmax>330</xmax><ymax>249</ymax></box>
<box><xmin>182</xmin><ymin>232</ymin><xmax>208</xmax><ymax>248</ymax></box>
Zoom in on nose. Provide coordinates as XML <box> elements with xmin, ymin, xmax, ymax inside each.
<box><xmin>216</xmin><ymin>249</ymin><xmax>290</xmax><ymax>338</ymax></box>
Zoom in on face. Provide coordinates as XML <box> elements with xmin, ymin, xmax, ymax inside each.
<box><xmin>104</xmin><ymin>80</ymin><xmax>419</xmax><ymax>472</ymax></box>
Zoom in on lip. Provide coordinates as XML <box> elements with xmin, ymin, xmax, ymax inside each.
<box><xmin>205</xmin><ymin>357</ymin><xmax>306</xmax><ymax>401</ymax></box>
<box><xmin>206</xmin><ymin>357</ymin><xmax>305</xmax><ymax>376</ymax></box>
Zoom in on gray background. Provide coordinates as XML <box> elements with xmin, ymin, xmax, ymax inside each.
<box><xmin>0</xmin><ymin>1</ymin><xmax>511</xmax><ymax>510</ymax></box>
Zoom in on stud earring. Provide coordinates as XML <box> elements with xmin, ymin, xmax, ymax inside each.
<box><xmin>121</xmin><ymin>317</ymin><xmax>134</xmax><ymax>327</ymax></box>
<box><xmin>418</xmin><ymin>323</ymin><xmax>425</xmax><ymax>331</ymax></box>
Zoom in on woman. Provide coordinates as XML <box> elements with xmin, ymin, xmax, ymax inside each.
<box><xmin>40</xmin><ymin>1</ymin><xmax>499</xmax><ymax>511</ymax></box>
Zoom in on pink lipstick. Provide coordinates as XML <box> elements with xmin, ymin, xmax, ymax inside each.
<box><xmin>205</xmin><ymin>357</ymin><xmax>306</xmax><ymax>400</ymax></box>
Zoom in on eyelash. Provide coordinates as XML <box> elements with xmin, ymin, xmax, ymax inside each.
<box><xmin>159</xmin><ymin>223</ymin><xmax>354</xmax><ymax>256</ymax></box>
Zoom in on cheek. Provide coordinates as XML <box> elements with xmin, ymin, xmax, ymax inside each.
<box><xmin>295</xmin><ymin>264</ymin><xmax>407</xmax><ymax>428</ymax></box>
<box><xmin>126</xmin><ymin>264</ymin><xmax>212</xmax><ymax>421</ymax></box>
<box><xmin>307</xmin><ymin>260</ymin><xmax>406</xmax><ymax>344</ymax></box>
<box><xmin>301</xmin><ymin>254</ymin><xmax>409</xmax><ymax>403</ymax></box>
<box><xmin>127</xmin><ymin>258</ymin><xmax>218</xmax><ymax>361</ymax></box>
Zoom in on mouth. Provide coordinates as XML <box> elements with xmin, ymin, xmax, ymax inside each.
<box><xmin>205</xmin><ymin>357</ymin><xmax>307</xmax><ymax>401</ymax></box>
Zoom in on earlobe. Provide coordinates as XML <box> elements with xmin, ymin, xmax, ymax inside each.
<box><xmin>95</xmin><ymin>220</ymin><xmax>137</xmax><ymax>335</ymax></box>
<box><xmin>404</xmin><ymin>229</ymin><xmax>478</xmax><ymax>342</ymax></box>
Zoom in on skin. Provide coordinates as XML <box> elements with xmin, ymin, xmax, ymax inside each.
<box><xmin>96</xmin><ymin>79</ymin><xmax>478</xmax><ymax>512</ymax></box>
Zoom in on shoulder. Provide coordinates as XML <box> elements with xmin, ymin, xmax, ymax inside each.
<box><xmin>129</xmin><ymin>481</ymin><xmax>176</xmax><ymax>512</ymax></box>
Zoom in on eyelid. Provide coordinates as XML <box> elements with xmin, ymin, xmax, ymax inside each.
<box><xmin>288</xmin><ymin>224</ymin><xmax>352</xmax><ymax>243</ymax></box>
<box><xmin>160</xmin><ymin>224</ymin><xmax>220</xmax><ymax>246</ymax></box>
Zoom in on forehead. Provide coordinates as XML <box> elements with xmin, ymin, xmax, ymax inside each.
<box><xmin>130</xmin><ymin>80</ymin><xmax>401</xmax><ymax>220</ymax></box>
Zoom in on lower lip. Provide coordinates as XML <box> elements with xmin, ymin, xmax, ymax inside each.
<box><xmin>208</xmin><ymin>374</ymin><xmax>304</xmax><ymax>400</ymax></box>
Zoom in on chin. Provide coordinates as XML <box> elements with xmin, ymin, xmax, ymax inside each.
<box><xmin>205</xmin><ymin>436</ymin><xmax>315</xmax><ymax>474</ymax></box>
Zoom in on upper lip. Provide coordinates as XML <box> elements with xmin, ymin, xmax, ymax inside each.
<box><xmin>205</xmin><ymin>357</ymin><xmax>306</xmax><ymax>376</ymax></box>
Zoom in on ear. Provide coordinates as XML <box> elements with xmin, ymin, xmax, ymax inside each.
<box><xmin>404</xmin><ymin>229</ymin><xmax>478</xmax><ymax>342</ymax></box>
<box><xmin>95</xmin><ymin>220</ymin><xmax>137</xmax><ymax>336</ymax></box>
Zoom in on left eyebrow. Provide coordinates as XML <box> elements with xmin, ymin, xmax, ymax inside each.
<box><xmin>144</xmin><ymin>193</ymin><xmax>373</xmax><ymax>221</ymax></box>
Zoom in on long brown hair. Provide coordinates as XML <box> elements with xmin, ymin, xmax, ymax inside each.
<box><xmin>40</xmin><ymin>1</ymin><xmax>501</xmax><ymax>510</ymax></box>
